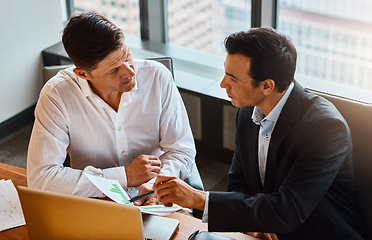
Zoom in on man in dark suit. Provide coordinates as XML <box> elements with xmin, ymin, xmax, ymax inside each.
<box><xmin>153</xmin><ymin>27</ymin><xmax>365</xmax><ymax>240</ymax></box>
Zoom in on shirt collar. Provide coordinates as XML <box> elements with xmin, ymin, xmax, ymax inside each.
<box><xmin>252</xmin><ymin>81</ymin><xmax>294</xmax><ymax>125</ymax></box>
<box><xmin>120</xmin><ymin>81</ymin><xmax>138</xmax><ymax>106</ymax></box>
<box><xmin>77</xmin><ymin>77</ymin><xmax>94</xmax><ymax>97</ymax></box>
<box><xmin>76</xmin><ymin>75</ymin><xmax>138</xmax><ymax>101</ymax></box>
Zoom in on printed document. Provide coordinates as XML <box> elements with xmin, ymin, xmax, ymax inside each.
<box><xmin>0</xmin><ymin>179</ymin><xmax>25</xmax><ymax>231</ymax></box>
<box><xmin>84</xmin><ymin>173</ymin><xmax>181</xmax><ymax>216</ymax></box>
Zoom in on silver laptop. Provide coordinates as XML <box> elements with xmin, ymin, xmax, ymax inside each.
<box><xmin>17</xmin><ymin>186</ymin><xmax>179</xmax><ymax>240</ymax></box>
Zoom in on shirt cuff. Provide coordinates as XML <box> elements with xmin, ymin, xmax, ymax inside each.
<box><xmin>147</xmin><ymin>177</ymin><xmax>156</xmax><ymax>185</ymax></box>
<box><xmin>102</xmin><ymin>166</ymin><xmax>127</xmax><ymax>188</ymax></box>
<box><xmin>81</xmin><ymin>166</ymin><xmax>105</xmax><ymax>197</ymax></box>
<box><xmin>202</xmin><ymin>191</ymin><xmax>209</xmax><ymax>223</ymax></box>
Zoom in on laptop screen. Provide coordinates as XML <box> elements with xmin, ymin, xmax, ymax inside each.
<box><xmin>17</xmin><ymin>186</ymin><xmax>179</xmax><ymax>240</ymax></box>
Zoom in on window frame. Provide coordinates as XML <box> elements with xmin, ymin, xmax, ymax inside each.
<box><xmin>68</xmin><ymin>0</ymin><xmax>372</xmax><ymax>103</ymax></box>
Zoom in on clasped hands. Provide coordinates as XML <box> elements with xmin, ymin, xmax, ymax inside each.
<box><xmin>125</xmin><ymin>154</ymin><xmax>205</xmax><ymax>208</ymax></box>
<box><xmin>151</xmin><ymin>176</ymin><xmax>279</xmax><ymax>240</ymax></box>
<box><xmin>126</xmin><ymin>159</ymin><xmax>277</xmax><ymax>240</ymax></box>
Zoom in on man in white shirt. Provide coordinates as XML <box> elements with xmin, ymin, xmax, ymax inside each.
<box><xmin>27</xmin><ymin>12</ymin><xmax>195</xmax><ymax>204</ymax></box>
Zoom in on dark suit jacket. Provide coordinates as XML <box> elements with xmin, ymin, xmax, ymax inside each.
<box><xmin>208</xmin><ymin>82</ymin><xmax>364</xmax><ymax>240</ymax></box>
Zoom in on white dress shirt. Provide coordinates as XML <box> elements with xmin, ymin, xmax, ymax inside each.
<box><xmin>202</xmin><ymin>81</ymin><xmax>294</xmax><ymax>222</ymax></box>
<box><xmin>252</xmin><ymin>81</ymin><xmax>294</xmax><ymax>184</ymax></box>
<box><xmin>27</xmin><ymin>60</ymin><xmax>196</xmax><ymax>198</ymax></box>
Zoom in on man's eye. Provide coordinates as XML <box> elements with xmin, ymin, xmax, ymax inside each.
<box><xmin>111</xmin><ymin>67</ymin><xmax>119</xmax><ymax>74</ymax></box>
<box><xmin>230</xmin><ymin>77</ymin><xmax>237</xmax><ymax>82</ymax></box>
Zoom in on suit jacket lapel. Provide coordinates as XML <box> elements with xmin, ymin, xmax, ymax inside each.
<box><xmin>263</xmin><ymin>81</ymin><xmax>305</xmax><ymax>192</ymax></box>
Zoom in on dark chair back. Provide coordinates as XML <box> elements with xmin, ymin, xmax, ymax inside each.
<box><xmin>309</xmin><ymin>89</ymin><xmax>372</xmax><ymax>239</ymax></box>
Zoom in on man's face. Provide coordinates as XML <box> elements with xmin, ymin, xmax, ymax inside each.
<box><xmin>220</xmin><ymin>53</ymin><xmax>265</xmax><ymax>108</ymax></box>
<box><xmin>85</xmin><ymin>41</ymin><xmax>136</xmax><ymax>94</ymax></box>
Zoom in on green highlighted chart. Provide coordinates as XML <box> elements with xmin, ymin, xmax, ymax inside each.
<box><xmin>109</xmin><ymin>184</ymin><xmax>130</xmax><ymax>204</ymax></box>
<box><xmin>139</xmin><ymin>204</ymin><xmax>182</xmax><ymax>216</ymax></box>
<box><xmin>84</xmin><ymin>172</ymin><xmax>182</xmax><ymax>216</ymax></box>
<box><xmin>140</xmin><ymin>205</ymin><xmax>180</xmax><ymax>210</ymax></box>
<box><xmin>83</xmin><ymin>173</ymin><xmax>131</xmax><ymax>205</ymax></box>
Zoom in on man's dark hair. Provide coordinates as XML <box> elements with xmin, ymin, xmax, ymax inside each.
<box><xmin>62</xmin><ymin>12</ymin><xmax>124</xmax><ymax>72</ymax></box>
<box><xmin>224</xmin><ymin>27</ymin><xmax>297</xmax><ymax>92</ymax></box>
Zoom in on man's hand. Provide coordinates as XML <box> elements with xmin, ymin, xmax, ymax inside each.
<box><xmin>133</xmin><ymin>182</ymin><xmax>158</xmax><ymax>206</ymax></box>
<box><xmin>245</xmin><ymin>232</ymin><xmax>279</xmax><ymax>240</ymax></box>
<box><xmin>154</xmin><ymin>175</ymin><xmax>206</xmax><ymax>210</ymax></box>
<box><xmin>125</xmin><ymin>155</ymin><xmax>162</xmax><ymax>187</ymax></box>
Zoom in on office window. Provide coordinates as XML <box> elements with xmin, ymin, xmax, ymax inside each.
<box><xmin>167</xmin><ymin>0</ymin><xmax>251</xmax><ymax>55</ymax></box>
<box><xmin>73</xmin><ymin>0</ymin><xmax>140</xmax><ymax>37</ymax></box>
<box><xmin>278</xmin><ymin>0</ymin><xmax>372</xmax><ymax>102</ymax></box>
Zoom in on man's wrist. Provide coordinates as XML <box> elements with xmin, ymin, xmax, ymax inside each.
<box><xmin>194</xmin><ymin>189</ymin><xmax>207</xmax><ymax>211</ymax></box>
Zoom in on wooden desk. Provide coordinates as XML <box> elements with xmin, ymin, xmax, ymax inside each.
<box><xmin>0</xmin><ymin>163</ymin><xmax>256</xmax><ymax>240</ymax></box>
<box><xmin>0</xmin><ymin>163</ymin><xmax>29</xmax><ymax>240</ymax></box>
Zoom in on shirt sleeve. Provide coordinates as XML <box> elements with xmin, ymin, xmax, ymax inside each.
<box><xmin>202</xmin><ymin>191</ymin><xmax>210</xmax><ymax>223</ymax></box>
<box><xmin>157</xmin><ymin>69</ymin><xmax>196</xmax><ymax>180</ymax></box>
<box><xmin>27</xmin><ymin>88</ymin><xmax>123</xmax><ymax>197</ymax></box>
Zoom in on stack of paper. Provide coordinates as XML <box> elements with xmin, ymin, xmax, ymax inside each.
<box><xmin>84</xmin><ymin>173</ymin><xmax>182</xmax><ymax>216</ymax></box>
<box><xmin>139</xmin><ymin>204</ymin><xmax>182</xmax><ymax>216</ymax></box>
<box><xmin>0</xmin><ymin>179</ymin><xmax>25</xmax><ymax>232</ymax></box>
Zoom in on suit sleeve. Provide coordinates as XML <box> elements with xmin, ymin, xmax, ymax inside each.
<box><xmin>227</xmin><ymin>108</ymin><xmax>251</xmax><ymax>194</ymax></box>
<box><xmin>208</xmin><ymin>116</ymin><xmax>351</xmax><ymax>233</ymax></box>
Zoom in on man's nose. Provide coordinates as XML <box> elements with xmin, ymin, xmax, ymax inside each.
<box><xmin>220</xmin><ymin>76</ymin><xmax>227</xmax><ymax>89</ymax></box>
<box><xmin>121</xmin><ymin>62</ymin><xmax>135</xmax><ymax>77</ymax></box>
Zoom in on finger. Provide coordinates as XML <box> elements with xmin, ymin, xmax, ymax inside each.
<box><xmin>149</xmin><ymin>159</ymin><xmax>162</xmax><ymax>167</ymax></box>
<box><xmin>154</xmin><ymin>180</ymin><xmax>174</xmax><ymax>193</ymax></box>
<box><xmin>158</xmin><ymin>194</ymin><xmax>174</xmax><ymax>207</ymax></box>
<box><xmin>154</xmin><ymin>185</ymin><xmax>170</xmax><ymax>199</ymax></box>
<box><xmin>155</xmin><ymin>187</ymin><xmax>176</xmax><ymax>206</ymax></box>
<box><xmin>154</xmin><ymin>175</ymin><xmax>171</xmax><ymax>185</ymax></box>
<box><xmin>133</xmin><ymin>191</ymin><xmax>155</xmax><ymax>206</ymax></box>
<box><xmin>263</xmin><ymin>233</ymin><xmax>276</xmax><ymax>240</ymax></box>
<box><xmin>245</xmin><ymin>232</ymin><xmax>258</xmax><ymax>237</ymax></box>
<box><xmin>134</xmin><ymin>197</ymin><xmax>146</xmax><ymax>206</ymax></box>
<box><xmin>148</xmin><ymin>155</ymin><xmax>160</xmax><ymax>160</ymax></box>
<box><xmin>147</xmin><ymin>172</ymin><xmax>160</xmax><ymax>181</ymax></box>
<box><xmin>261</xmin><ymin>233</ymin><xmax>273</xmax><ymax>240</ymax></box>
<box><xmin>143</xmin><ymin>197</ymin><xmax>158</xmax><ymax>206</ymax></box>
<box><xmin>133</xmin><ymin>201</ymin><xmax>141</xmax><ymax>206</ymax></box>
<box><xmin>150</xmin><ymin>166</ymin><xmax>161</xmax><ymax>174</ymax></box>
<box><xmin>164</xmin><ymin>202</ymin><xmax>173</xmax><ymax>207</ymax></box>
<box><xmin>264</xmin><ymin>233</ymin><xmax>273</xmax><ymax>240</ymax></box>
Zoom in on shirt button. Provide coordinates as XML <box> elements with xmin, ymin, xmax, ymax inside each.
<box><xmin>128</xmin><ymin>188</ymin><xmax>132</xmax><ymax>191</ymax></box>
<box><xmin>121</xmin><ymin>150</ymin><xmax>125</xmax><ymax>154</ymax></box>
<box><xmin>118</xmin><ymin>127</ymin><xmax>121</xmax><ymax>131</ymax></box>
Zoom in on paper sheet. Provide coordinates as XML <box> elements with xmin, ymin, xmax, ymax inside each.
<box><xmin>84</xmin><ymin>173</ymin><xmax>181</xmax><ymax>215</ymax></box>
<box><xmin>0</xmin><ymin>179</ymin><xmax>26</xmax><ymax>232</ymax></box>
<box><xmin>138</xmin><ymin>204</ymin><xmax>182</xmax><ymax>216</ymax></box>
<box><xmin>84</xmin><ymin>173</ymin><xmax>131</xmax><ymax>204</ymax></box>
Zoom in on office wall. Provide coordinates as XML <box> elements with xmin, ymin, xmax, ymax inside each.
<box><xmin>0</xmin><ymin>0</ymin><xmax>64</xmax><ymax>123</ymax></box>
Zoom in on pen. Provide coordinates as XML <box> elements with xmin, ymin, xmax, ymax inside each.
<box><xmin>126</xmin><ymin>190</ymin><xmax>154</xmax><ymax>204</ymax></box>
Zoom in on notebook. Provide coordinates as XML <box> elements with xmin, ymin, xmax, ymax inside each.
<box><xmin>16</xmin><ymin>186</ymin><xmax>179</xmax><ymax>240</ymax></box>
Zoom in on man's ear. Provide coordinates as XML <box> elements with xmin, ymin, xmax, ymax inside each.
<box><xmin>262</xmin><ymin>79</ymin><xmax>275</xmax><ymax>95</ymax></box>
<box><xmin>73</xmin><ymin>67</ymin><xmax>90</xmax><ymax>80</ymax></box>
